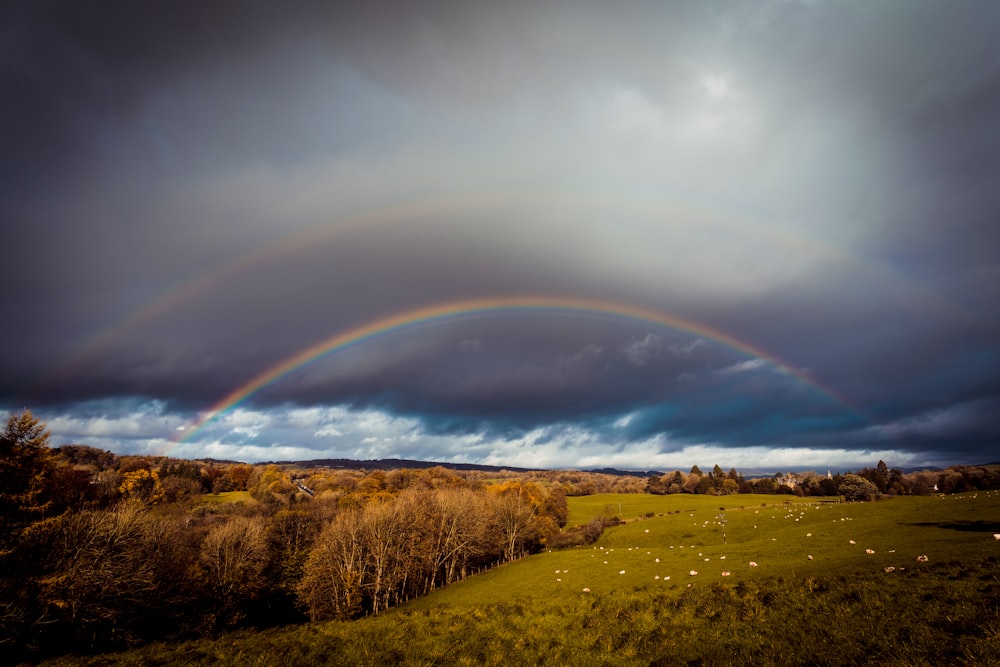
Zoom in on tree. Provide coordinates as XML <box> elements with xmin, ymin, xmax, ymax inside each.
<box><xmin>838</xmin><ymin>474</ymin><xmax>879</xmax><ymax>501</ymax></box>
<box><xmin>422</xmin><ymin>488</ymin><xmax>488</xmax><ymax>590</ymax></box>
<box><xmin>683</xmin><ymin>471</ymin><xmax>703</xmax><ymax>494</ymax></box>
<box><xmin>298</xmin><ymin>511</ymin><xmax>369</xmax><ymax>620</ymax></box>
<box><xmin>666</xmin><ymin>470</ymin><xmax>687</xmax><ymax>494</ymax></box>
<box><xmin>29</xmin><ymin>501</ymin><xmax>165</xmax><ymax>650</ymax></box>
<box><xmin>118</xmin><ymin>469</ymin><xmax>165</xmax><ymax>504</ymax></box>
<box><xmin>487</xmin><ymin>491</ymin><xmax>539</xmax><ymax>562</ymax></box>
<box><xmin>645</xmin><ymin>474</ymin><xmax>668</xmax><ymax>495</ymax></box>
<box><xmin>357</xmin><ymin>500</ymin><xmax>406</xmax><ymax>614</ymax></box>
<box><xmin>696</xmin><ymin>475</ymin><xmax>715</xmax><ymax>494</ymax></box>
<box><xmin>541</xmin><ymin>484</ymin><xmax>569</xmax><ymax>527</ymax></box>
<box><xmin>267</xmin><ymin>509</ymin><xmax>320</xmax><ymax>598</ymax></box>
<box><xmin>860</xmin><ymin>460</ymin><xmax>890</xmax><ymax>493</ymax></box>
<box><xmin>199</xmin><ymin>516</ymin><xmax>268</xmax><ymax>626</ymax></box>
<box><xmin>225</xmin><ymin>464</ymin><xmax>254</xmax><ymax>491</ymax></box>
<box><xmin>0</xmin><ymin>410</ymin><xmax>55</xmax><ymax>554</ymax></box>
<box><xmin>752</xmin><ymin>476</ymin><xmax>776</xmax><ymax>494</ymax></box>
<box><xmin>248</xmin><ymin>465</ymin><xmax>295</xmax><ymax>503</ymax></box>
<box><xmin>720</xmin><ymin>478</ymin><xmax>739</xmax><ymax>495</ymax></box>
<box><xmin>160</xmin><ymin>475</ymin><xmax>202</xmax><ymax>503</ymax></box>
<box><xmin>47</xmin><ymin>465</ymin><xmax>99</xmax><ymax>512</ymax></box>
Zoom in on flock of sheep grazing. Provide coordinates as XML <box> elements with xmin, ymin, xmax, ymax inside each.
<box><xmin>559</xmin><ymin>492</ymin><xmax>998</xmax><ymax>593</ymax></box>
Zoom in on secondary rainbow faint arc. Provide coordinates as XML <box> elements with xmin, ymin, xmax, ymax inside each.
<box><xmin>173</xmin><ymin>296</ymin><xmax>864</xmax><ymax>446</ymax></box>
<box><xmin>42</xmin><ymin>187</ymin><xmax>928</xmax><ymax>391</ymax></box>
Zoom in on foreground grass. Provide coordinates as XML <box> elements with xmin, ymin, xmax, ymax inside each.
<box><xmin>42</xmin><ymin>492</ymin><xmax>1000</xmax><ymax>666</ymax></box>
<box><xmin>43</xmin><ymin>560</ymin><xmax>1000</xmax><ymax>666</ymax></box>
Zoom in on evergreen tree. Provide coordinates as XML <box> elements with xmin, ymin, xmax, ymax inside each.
<box><xmin>0</xmin><ymin>410</ymin><xmax>55</xmax><ymax>554</ymax></box>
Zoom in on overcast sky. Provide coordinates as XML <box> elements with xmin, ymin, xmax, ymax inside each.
<box><xmin>3</xmin><ymin>1</ymin><xmax>998</xmax><ymax>471</ymax></box>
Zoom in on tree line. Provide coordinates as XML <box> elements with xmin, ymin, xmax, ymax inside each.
<box><xmin>643</xmin><ymin>461</ymin><xmax>1000</xmax><ymax>500</ymax></box>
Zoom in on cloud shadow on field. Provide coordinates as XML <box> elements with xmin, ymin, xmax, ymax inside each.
<box><xmin>906</xmin><ymin>520</ymin><xmax>1000</xmax><ymax>534</ymax></box>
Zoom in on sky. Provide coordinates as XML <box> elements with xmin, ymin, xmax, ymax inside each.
<box><xmin>2</xmin><ymin>1</ymin><xmax>999</xmax><ymax>471</ymax></box>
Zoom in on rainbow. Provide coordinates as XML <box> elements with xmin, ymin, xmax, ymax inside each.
<box><xmin>172</xmin><ymin>295</ymin><xmax>864</xmax><ymax>446</ymax></box>
<box><xmin>33</xmin><ymin>189</ymin><xmax>976</xmax><ymax>405</ymax></box>
<box><xmin>36</xmin><ymin>188</ymin><xmax>891</xmax><ymax>392</ymax></box>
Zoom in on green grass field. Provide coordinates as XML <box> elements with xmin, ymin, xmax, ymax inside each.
<box><xmin>194</xmin><ymin>490</ymin><xmax>253</xmax><ymax>504</ymax></box>
<box><xmin>42</xmin><ymin>491</ymin><xmax>1000</xmax><ymax>666</ymax></box>
<box><xmin>411</xmin><ymin>491</ymin><xmax>1000</xmax><ymax>607</ymax></box>
<box><xmin>563</xmin><ymin>492</ymin><xmax>813</xmax><ymax>526</ymax></box>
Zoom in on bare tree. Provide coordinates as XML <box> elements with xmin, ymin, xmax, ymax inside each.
<box><xmin>297</xmin><ymin>511</ymin><xmax>368</xmax><ymax>621</ymax></box>
<box><xmin>199</xmin><ymin>516</ymin><xmax>268</xmax><ymax>625</ymax></box>
<box><xmin>360</xmin><ymin>500</ymin><xmax>408</xmax><ymax>615</ymax></box>
<box><xmin>34</xmin><ymin>501</ymin><xmax>160</xmax><ymax>647</ymax></box>
<box><xmin>488</xmin><ymin>492</ymin><xmax>538</xmax><ymax>562</ymax></box>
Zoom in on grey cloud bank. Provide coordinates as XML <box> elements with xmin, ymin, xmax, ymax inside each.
<box><xmin>2</xmin><ymin>1</ymin><xmax>998</xmax><ymax>469</ymax></box>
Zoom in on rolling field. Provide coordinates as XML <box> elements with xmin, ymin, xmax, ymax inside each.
<box><xmin>410</xmin><ymin>491</ymin><xmax>1000</xmax><ymax>607</ymax></box>
<box><xmin>42</xmin><ymin>492</ymin><xmax>1000</xmax><ymax>666</ymax></box>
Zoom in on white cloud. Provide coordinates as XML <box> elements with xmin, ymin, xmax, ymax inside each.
<box><xmin>621</xmin><ymin>333</ymin><xmax>662</xmax><ymax>367</ymax></box>
<box><xmin>614</xmin><ymin>413</ymin><xmax>635</xmax><ymax>428</ymax></box>
<box><xmin>716</xmin><ymin>358</ymin><xmax>767</xmax><ymax>375</ymax></box>
<box><xmin>670</xmin><ymin>338</ymin><xmax>705</xmax><ymax>357</ymax></box>
<box><xmin>20</xmin><ymin>400</ymin><xmax>942</xmax><ymax>471</ymax></box>
<box><xmin>39</xmin><ymin>400</ymin><xmax>182</xmax><ymax>441</ymax></box>
<box><xmin>222</xmin><ymin>409</ymin><xmax>271</xmax><ymax>439</ymax></box>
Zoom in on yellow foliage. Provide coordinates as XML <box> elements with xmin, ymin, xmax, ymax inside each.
<box><xmin>118</xmin><ymin>469</ymin><xmax>165</xmax><ymax>504</ymax></box>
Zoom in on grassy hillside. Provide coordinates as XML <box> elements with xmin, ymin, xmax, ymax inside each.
<box><xmin>410</xmin><ymin>491</ymin><xmax>999</xmax><ymax>606</ymax></box>
<box><xmin>41</xmin><ymin>491</ymin><xmax>1000</xmax><ymax>666</ymax></box>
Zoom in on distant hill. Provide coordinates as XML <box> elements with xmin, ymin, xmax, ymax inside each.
<box><xmin>266</xmin><ymin>457</ymin><xmax>658</xmax><ymax>477</ymax></box>
<box><xmin>263</xmin><ymin>458</ymin><xmax>964</xmax><ymax>478</ymax></box>
<box><xmin>268</xmin><ymin>457</ymin><xmax>539</xmax><ymax>474</ymax></box>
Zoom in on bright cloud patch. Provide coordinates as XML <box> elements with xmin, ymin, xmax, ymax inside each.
<box><xmin>702</xmin><ymin>76</ymin><xmax>730</xmax><ymax>100</ymax></box>
<box><xmin>21</xmin><ymin>401</ymin><xmax>936</xmax><ymax>471</ymax></box>
<box><xmin>716</xmin><ymin>359</ymin><xmax>768</xmax><ymax>375</ymax></box>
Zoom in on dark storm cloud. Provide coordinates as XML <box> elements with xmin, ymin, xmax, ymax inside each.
<box><xmin>2</xmin><ymin>1</ymin><xmax>999</xmax><ymax>467</ymax></box>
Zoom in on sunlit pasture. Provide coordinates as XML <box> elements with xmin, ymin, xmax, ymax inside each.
<box><xmin>409</xmin><ymin>491</ymin><xmax>1000</xmax><ymax>608</ymax></box>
